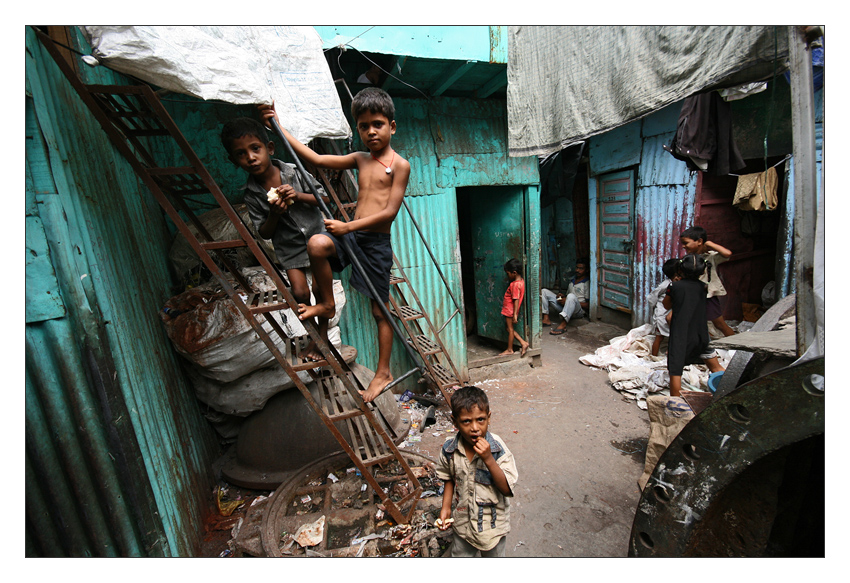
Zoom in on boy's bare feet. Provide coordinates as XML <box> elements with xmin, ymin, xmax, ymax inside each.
<box><xmin>297</xmin><ymin>302</ymin><xmax>335</xmax><ymax>322</ymax></box>
<box><xmin>498</xmin><ymin>349</ymin><xmax>514</xmax><ymax>356</ymax></box>
<box><xmin>519</xmin><ymin>341</ymin><xmax>528</xmax><ymax>357</ymax></box>
<box><xmin>360</xmin><ymin>371</ymin><xmax>393</xmax><ymax>403</ymax></box>
<box><xmin>300</xmin><ymin>340</ymin><xmax>325</xmax><ymax>363</ymax></box>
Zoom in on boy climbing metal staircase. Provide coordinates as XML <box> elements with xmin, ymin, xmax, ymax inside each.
<box><xmin>36</xmin><ymin>30</ymin><xmax>445</xmax><ymax>525</ymax></box>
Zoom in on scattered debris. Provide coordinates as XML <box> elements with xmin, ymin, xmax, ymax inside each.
<box><xmin>294</xmin><ymin>515</ymin><xmax>326</xmax><ymax>548</ymax></box>
<box><xmin>578</xmin><ymin>323</ymin><xmax>735</xmax><ymax>408</ymax></box>
<box><xmin>215</xmin><ymin>486</ymin><xmax>245</xmax><ymax>517</ymax></box>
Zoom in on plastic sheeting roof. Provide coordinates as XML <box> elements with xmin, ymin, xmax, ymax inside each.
<box><xmin>507</xmin><ymin>26</ymin><xmax>789</xmax><ymax>157</ymax></box>
<box><xmin>80</xmin><ymin>26</ymin><xmax>351</xmax><ymax>143</ymax></box>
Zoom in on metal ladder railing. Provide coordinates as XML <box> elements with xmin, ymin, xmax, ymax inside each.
<box><xmin>37</xmin><ymin>30</ymin><xmax>422</xmax><ymax>525</ymax></box>
<box><xmin>307</xmin><ymin>137</ymin><xmax>467</xmax><ymax>403</ymax></box>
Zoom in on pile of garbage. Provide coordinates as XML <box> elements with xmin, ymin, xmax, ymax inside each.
<box><xmin>160</xmin><ymin>262</ymin><xmax>346</xmax><ymax>440</ymax></box>
<box><xmin>578</xmin><ymin>322</ymin><xmax>744</xmax><ymax>409</ymax></box>
<box><xmin>394</xmin><ymin>390</ymin><xmax>457</xmax><ymax>451</ymax></box>
<box><xmin>272</xmin><ymin>460</ymin><xmax>452</xmax><ymax>558</ymax></box>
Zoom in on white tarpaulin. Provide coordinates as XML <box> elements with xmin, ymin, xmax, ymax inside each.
<box><xmin>507</xmin><ymin>26</ymin><xmax>789</xmax><ymax>157</ymax></box>
<box><xmin>80</xmin><ymin>26</ymin><xmax>351</xmax><ymax>143</ymax></box>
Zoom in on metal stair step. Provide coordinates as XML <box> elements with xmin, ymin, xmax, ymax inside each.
<box><xmin>432</xmin><ymin>364</ymin><xmax>459</xmax><ymax>390</ymax></box>
<box><xmin>410</xmin><ymin>335</ymin><xmax>442</xmax><ymax>356</ymax></box>
<box><xmin>200</xmin><ymin>239</ymin><xmax>248</xmax><ymax>250</ymax></box>
<box><xmin>390</xmin><ymin>305</ymin><xmax>423</xmax><ymax>321</ymax></box>
<box><xmin>246</xmin><ymin>290</ymin><xmax>292</xmax><ymax>314</ymax></box>
<box><xmin>389</xmin><ymin>275</ymin><xmax>406</xmax><ymax>286</ymax></box>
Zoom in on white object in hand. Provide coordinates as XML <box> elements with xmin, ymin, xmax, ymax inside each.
<box><xmin>267</xmin><ymin>187</ymin><xmax>294</xmax><ymax>205</ymax></box>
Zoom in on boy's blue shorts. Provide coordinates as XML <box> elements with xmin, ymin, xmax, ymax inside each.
<box><xmin>319</xmin><ymin>231</ymin><xmax>392</xmax><ymax>303</ymax></box>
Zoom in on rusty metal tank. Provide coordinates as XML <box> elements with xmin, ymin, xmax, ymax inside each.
<box><xmin>218</xmin><ymin>361</ymin><xmax>406</xmax><ymax>489</ymax></box>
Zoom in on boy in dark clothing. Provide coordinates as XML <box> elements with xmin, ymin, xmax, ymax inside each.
<box><xmin>664</xmin><ymin>255</ymin><xmax>724</xmax><ymax>397</ymax></box>
<box><xmin>262</xmin><ymin>88</ymin><xmax>410</xmax><ymax>402</ymax></box>
<box><xmin>221</xmin><ymin>116</ymin><xmax>329</xmax><ymax>361</ymax></box>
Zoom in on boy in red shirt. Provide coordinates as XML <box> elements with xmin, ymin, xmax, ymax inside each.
<box><xmin>499</xmin><ymin>258</ymin><xmax>529</xmax><ymax>357</ymax></box>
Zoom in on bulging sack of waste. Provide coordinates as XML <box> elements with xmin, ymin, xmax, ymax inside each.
<box><xmin>160</xmin><ymin>268</ymin><xmax>345</xmax><ymax>383</ymax></box>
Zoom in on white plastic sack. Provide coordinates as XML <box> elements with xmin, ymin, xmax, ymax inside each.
<box><xmin>580</xmin><ymin>324</ymin><xmax>730</xmax><ymax>408</ymax></box>
<box><xmin>80</xmin><ymin>26</ymin><xmax>351</xmax><ymax>144</ymax></box>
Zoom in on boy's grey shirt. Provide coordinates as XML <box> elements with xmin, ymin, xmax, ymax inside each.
<box><xmin>243</xmin><ymin>159</ymin><xmax>326</xmax><ymax>270</ymax></box>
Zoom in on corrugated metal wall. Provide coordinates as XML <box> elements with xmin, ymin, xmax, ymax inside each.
<box><xmin>335</xmin><ymin>96</ymin><xmax>540</xmax><ymax>386</ymax></box>
<box><xmin>587</xmin><ymin>103</ymin><xmax>697</xmax><ymax>327</ymax></box>
<box><xmin>25</xmin><ymin>27</ymin><xmax>219</xmax><ymax>557</ymax></box>
<box><xmin>633</xmin><ymin>125</ymin><xmax>698</xmax><ymax>326</ymax></box>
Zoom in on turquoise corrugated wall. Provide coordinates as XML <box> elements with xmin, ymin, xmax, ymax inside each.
<box><xmin>336</xmin><ymin>96</ymin><xmax>540</xmax><ymax>388</ymax></box>
<box><xmin>25</xmin><ymin>27</ymin><xmax>219</xmax><ymax>557</ymax></box>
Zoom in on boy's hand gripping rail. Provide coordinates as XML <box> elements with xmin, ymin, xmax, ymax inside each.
<box><xmin>269</xmin><ymin>118</ymin><xmax>425</xmax><ymax>395</ymax></box>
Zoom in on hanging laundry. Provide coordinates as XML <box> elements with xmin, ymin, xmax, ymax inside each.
<box><xmin>663</xmin><ymin>91</ymin><xmax>746</xmax><ymax>176</ymax></box>
<box><xmin>734</xmin><ymin>166</ymin><xmax>779</xmax><ymax>211</ymax></box>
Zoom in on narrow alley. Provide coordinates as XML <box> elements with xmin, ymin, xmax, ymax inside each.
<box><xmin>411</xmin><ymin>320</ymin><xmax>649</xmax><ymax>557</ymax></box>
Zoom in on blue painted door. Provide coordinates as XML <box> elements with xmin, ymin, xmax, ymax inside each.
<box><xmin>598</xmin><ymin>170</ymin><xmax>634</xmax><ymax>313</ymax></box>
<box><xmin>468</xmin><ymin>186</ymin><xmax>526</xmax><ymax>343</ymax></box>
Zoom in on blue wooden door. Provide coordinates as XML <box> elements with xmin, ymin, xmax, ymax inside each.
<box><xmin>598</xmin><ymin>170</ymin><xmax>634</xmax><ymax>313</ymax></box>
<box><xmin>468</xmin><ymin>186</ymin><xmax>526</xmax><ymax>342</ymax></box>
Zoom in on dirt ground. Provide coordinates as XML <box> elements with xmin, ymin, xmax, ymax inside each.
<box><xmin>201</xmin><ymin>317</ymin><xmax>651</xmax><ymax>558</ymax></box>
<box><xmin>401</xmin><ymin>318</ymin><xmax>650</xmax><ymax>557</ymax></box>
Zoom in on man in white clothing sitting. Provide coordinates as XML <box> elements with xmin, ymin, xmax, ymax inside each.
<box><xmin>542</xmin><ymin>259</ymin><xmax>590</xmax><ymax>335</ymax></box>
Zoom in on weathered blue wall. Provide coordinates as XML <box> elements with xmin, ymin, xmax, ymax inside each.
<box><xmin>25</xmin><ymin>27</ymin><xmax>219</xmax><ymax>557</ymax></box>
<box><xmin>588</xmin><ymin>102</ymin><xmax>697</xmax><ymax>327</ymax></box>
<box><xmin>314</xmin><ymin>26</ymin><xmax>508</xmax><ymax>63</ymax></box>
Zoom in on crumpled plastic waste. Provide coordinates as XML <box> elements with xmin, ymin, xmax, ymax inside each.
<box><xmin>215</xmin><ymin>486</ymin><xmax>244</xmax><ymax>517</ymax></box>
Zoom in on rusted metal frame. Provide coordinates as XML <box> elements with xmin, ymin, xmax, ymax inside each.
<box><xmin>35</xmin><ymin>32</ymin><xmax>252</xmax><ymax>293</ymax></box>
<box><xmin>90</xmin><ymin>90</ymin><xmax>162</xmax><ymax>167</ymax></box>
<box><xmin>37</xmin><ymin>31</ymin><xmax>421</xmax><ymax>524</ymax></box>
<box><xmin>390</xmin><ymin>255</ymin><xmax>462</xmax><ymax>387</ymax></box>
<box><xmin>314</xmin><ymin>167</ymin><xmax>353</xmax><ymax>222</ymax></box>
<box><xmin>200</xmin><ymin>239</ymin><xmax>248</xmax><ymax>251</ymax></box>
<box><xmin>137</xmin><ymin>85</ymin><xmax>369</xmax><ymax>399</ymax></box>
<box><xmin>386</xmin><ymin>291</ymin><xmax>449</xmax><ymax>400</ymax></box>
<box><xmin>89</xmin><ymin>92</ymin><xmax>158</xmax><ymax>168</ymax></box>
<box><xmin>248</xmin><ymin>309</ymin><xmax>413</xmax><ymax>523</ymax></box>
<box><xmin>111</xmin><ymin>92</ymin><xmax>165</xmax><ymax>137</ymax></box>
<box><xmin>354</xmin><ymin>402</ymin><xmax>384</xmax><ymax>462</ymax></box>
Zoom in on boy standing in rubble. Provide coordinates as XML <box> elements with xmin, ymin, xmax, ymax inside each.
<box><xmin>436</xmin><ymin>386</ymin><xmax>518</xmax><ymax>557</ymax></box>
<box><xmin>260</xmin><ymin>87</ymin><xmax>410</xmax><ymax>403</ymax></box>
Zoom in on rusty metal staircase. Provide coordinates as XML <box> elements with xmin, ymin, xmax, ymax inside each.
<box><xmin>307</xmin><ymin>138</ymin><xmax>466</xmax><ymax>404</ymax></box>
<box><xmin>37</xmin><ymin>30</ymin><xmax>422</xmax><ymax>525</ymax></box>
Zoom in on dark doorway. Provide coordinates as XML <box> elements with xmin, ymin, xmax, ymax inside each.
<box><xmin>457</xmin><ymin>185</ymin><xmax>529</xmax><ymax>364</ymax></box>
<box><xmin>695</xmin><ymin>157</ymin><xmax>786</xmax><ymax>323</ymax></box>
